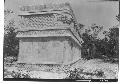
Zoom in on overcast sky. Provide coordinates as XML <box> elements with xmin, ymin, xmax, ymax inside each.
<box><xmin>5</xmin><ymin>0</ymin><xmax>119</xmax><ymax>30</ymax></box>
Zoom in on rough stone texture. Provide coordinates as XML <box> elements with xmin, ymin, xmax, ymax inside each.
<box><xmin>17</xmin><ymin>3</ymin><xmax>83</xmax><ymax>65</ymax></box>
<box><xmin>18</xmin><ymin>37</ymin><xmax>81</xmax><ymax>64</ymax></box>
<box><xmin>17</xmin><ymin>3</ymin><xmax>83</xmax><ymax>44</ymax></box>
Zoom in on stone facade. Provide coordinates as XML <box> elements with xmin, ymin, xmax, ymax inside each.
<box><xmin>16</xmin><ymin>3</ymin><xmax>83</xmax><ymax>65</ymax></box>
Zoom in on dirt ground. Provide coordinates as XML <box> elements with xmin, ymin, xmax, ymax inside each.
<box><xmin>70</xmin><ymin>59</ymin><xmax>118</xmax><ymax>79</ymax></box>
<box><xmin>4</xmin><ymin>59</ymin><xmax>118</xmax><ymax>79</ymax></box>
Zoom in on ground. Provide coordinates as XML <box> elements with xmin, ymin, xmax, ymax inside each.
<box><xmin>69</xmin><ymin>59</ymin><xmax>118</xmax><ymax>79</ymax></box>
<box><xmin>4</xmin><ymin>58</ymin><xmax>118</xmax><ymax>79</ymax></box>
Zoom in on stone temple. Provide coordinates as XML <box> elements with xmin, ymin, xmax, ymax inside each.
<box><xmin>16</xmin><ymin>3</ymin><xmax>83</xmax><ymax>65</ymax></box>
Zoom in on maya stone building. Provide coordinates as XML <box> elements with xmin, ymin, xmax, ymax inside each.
<box><xmin>16</xmin><ymin>3</ymin><xmax>83</xmax><ymax>65</ymax></box>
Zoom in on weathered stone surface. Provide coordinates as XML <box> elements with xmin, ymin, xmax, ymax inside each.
<box><xmin>16</xmin><ymin>30</ymin><xmax>81</xmax><ymax>46</ymax></box>
<box><xmin>17</xmin><ymin>3</ymin><xmax>83</xmax><ymax>65</ymax></box>
<box><xmin>18</xmin><ymin>37</ymin><xmax>81</xmax><ymax>64</ymax></box>
<box><xmin>20</xmin><ymin>3</ymin><xmax>71</xmax><ymax>12</ymax></box>
<box><xmin>17</xmin><ymin>3</ymin><xmax>83</xmax><ymax>44</ymax></box>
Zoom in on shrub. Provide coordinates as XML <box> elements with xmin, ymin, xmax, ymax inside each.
<box><xmin>65</xmin><ymin>68</ymin><xmax>84</xmax><ymax>79</ymax></box>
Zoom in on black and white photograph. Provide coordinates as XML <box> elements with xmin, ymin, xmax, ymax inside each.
<box><xmin>3</xmin><ymin>0</ymin><xmax>119</xmax><ymax>82</ymax></box>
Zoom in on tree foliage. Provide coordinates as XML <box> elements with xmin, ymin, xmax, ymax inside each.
<box><xmin>4</xmin><ymin>19</ymin><xmax>19</xmax><ymax>58</ymax></box>
<box><xmin>80</xmin><ymin>24</ymin><xmax>104</xmax><ymax>59</ymax></box>
<box><xmin>80</xmin><ymin>22</ymin><xmax>119</xmax><ymax>62</ymax></box>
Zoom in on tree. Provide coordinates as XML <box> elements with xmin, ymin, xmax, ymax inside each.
<box><xmin>80</xmin><ymin>12</ymin><xmax>119</xmax><ymax>62</ymax></box>
<box><xmin>81</xmin><ymin>24</ymin><xmax>103</xmax><ymax>59</ymax></box>
<box><xmin>106</xmin><ymin>27</ymin><xmax>119</xmax><ymax>59</ymax></box>
<box><xmin>102</xmin><ymin>14</ymin><xmax>119</xmax><ymax>61</ymax></box>
<box><xmin>4</xmin><ymin>12</ymin><xmax>19</xmax><ymax>58</ymax></box>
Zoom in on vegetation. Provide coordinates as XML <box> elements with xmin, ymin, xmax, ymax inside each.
<box><xmin>4</xmin><ymin>9</ymin><xmax>119</xmax><ymax>63</ymax></box>
<box><xmin>65</xmin><ymin>68</ymin><xmax>106</xmax><ymax>79</ymax></box>
<box><xmin>4</xmin><ymin>69</ymin><xmax>31</xmax><ymax>78</ymax></box>
<box><xmin>4</xmin><ymin>12</ymin><xmax>19</xmax><ymax>62</ymax></box>
<box><xmin>4</xmin><ymin>5</ymin><xmax>119</xmax><ymax>80</ymax></box>
<box><xmin>79</xmin><ymin>14</ymin><xmax>119</xmax><ymax>63</ymax></box>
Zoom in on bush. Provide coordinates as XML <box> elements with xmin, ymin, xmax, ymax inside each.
<box><xmin>65</xmin><ymin>68</ymin><xmax>84</xmax><ymax>79</ymax></box>
<box><xmin>4</xmin><ymin>26</ymin><xmax>19</xmax><ymax>58</ymax></box>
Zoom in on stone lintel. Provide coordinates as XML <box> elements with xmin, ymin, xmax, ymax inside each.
<box><xmin>16</xmin><ymin>26</ymin><xmax>70</xmax><ymax>31</ymax></box>
<box><xmin>16</xmin><ymin>29</ymin><xmax>81</xmax><ymax>47</ymax></box>
<box><xmin>18</xmin><ymin>10</ymin><xmax>72</xmax><ymax>16</ymax></box>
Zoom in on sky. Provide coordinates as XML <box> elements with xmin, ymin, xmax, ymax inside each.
<box><xmin>5</xmin><ymin>0</ymin><xmax>119</xmax><ymax>30</ymax></box>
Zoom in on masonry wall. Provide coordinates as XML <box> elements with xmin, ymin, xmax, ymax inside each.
<box><xmin>63</xmin><ymin>40</ymin><xmax>81</xmax><ymax>64</ymax></box>
<box><xmin>18</xmin><ymin>37</ymin><xmax>81</xmax><ymax>64</ymax></box>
